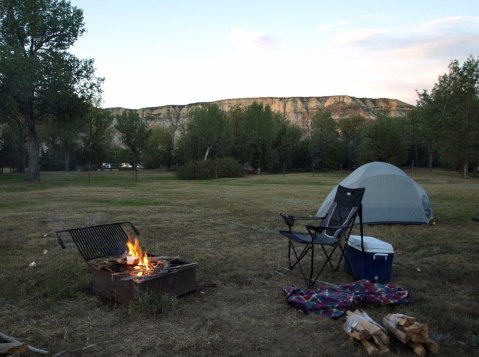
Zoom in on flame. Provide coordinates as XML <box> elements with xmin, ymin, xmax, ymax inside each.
<box><xmin>126</xmin><ymin>235</ymin><xmax>154</xmax><ymax>276</ymax></box>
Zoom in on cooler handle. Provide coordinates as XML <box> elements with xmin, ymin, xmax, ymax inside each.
<box><xmin>373</xmin><ymin>253</ymin><xmax>388</xmax><ymax>261</ymax></box>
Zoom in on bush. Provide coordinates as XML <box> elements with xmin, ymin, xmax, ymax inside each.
<box><xmin>176</xmin><ymin>157</ymin><xmax>244</xmax><ymax>180</ymax></box>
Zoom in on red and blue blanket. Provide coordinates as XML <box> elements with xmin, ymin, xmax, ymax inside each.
<box><xmin>283</xmin><ymin>279</ymin><xmax>410</xmax><ymax>319</ymax></box>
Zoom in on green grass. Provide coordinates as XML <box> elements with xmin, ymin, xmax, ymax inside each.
<box><xmin>0</xmin><ymin>168</ymin><xmax>478</xmax><ymax>356</ymax></box>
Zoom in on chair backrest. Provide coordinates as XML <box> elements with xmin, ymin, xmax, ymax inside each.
<box><xmin>319</xmin><ymin>185</ymin><xmax>365</xmax><ymax>239</ymax></box>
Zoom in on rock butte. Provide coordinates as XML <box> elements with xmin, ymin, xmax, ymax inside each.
<box><xmin>109</xmin><ymin>95</ymin><xmax>414</xmax><ymax>138</ymax></box>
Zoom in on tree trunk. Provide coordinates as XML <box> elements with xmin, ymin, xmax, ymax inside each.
<box><xmin>204</xmin><ymin>146</ymin><xmax>211</xmax><ymax>161</ymax></box>
<box><xmin>26</xmin><ymin>121</ymin><xmax>39</xmax><ymax>181</ymax></box>
<box><xmin>63</xmin><ymin>140</ymin><xmax>70</xmax><ymax>171</ymax></box>
<box><xmin>464</xmin><ymin>162</ymin><xmax>468</xmax><ymax>179</ymax></box>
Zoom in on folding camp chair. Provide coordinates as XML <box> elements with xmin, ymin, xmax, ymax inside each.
<box><xmin>279</xmin><ymin>185</ymin><xmax>365</xmax><ymax>288</ymax></box>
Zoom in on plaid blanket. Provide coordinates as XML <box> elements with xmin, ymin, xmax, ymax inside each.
<box><xmin>282</xmin><ymin>279</ymin><xmax>410</xmax><ymax>319</ymax></box>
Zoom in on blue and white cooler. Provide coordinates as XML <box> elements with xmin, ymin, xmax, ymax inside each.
<box><xmin>344</xmin><ymin>235</ymin><xmax>394</xmax><ymax>282</ymax></box>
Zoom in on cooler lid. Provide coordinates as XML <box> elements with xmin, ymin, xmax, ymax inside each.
<box><xmin>348</xmin><ymin>235</ymin><xmax>394</xmax><ymax>253</ymax></box>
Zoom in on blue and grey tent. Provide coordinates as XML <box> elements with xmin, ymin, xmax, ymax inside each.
<box><xmin>317</xmin><ymin>162</ymin><xmax>433</xmax><ymax>225</ymax></box>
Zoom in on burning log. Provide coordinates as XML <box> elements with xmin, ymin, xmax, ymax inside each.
<box><xmin>383</xmin><ymin>314</ymin><xmax>439</xmax><ymax>356</ymax></box>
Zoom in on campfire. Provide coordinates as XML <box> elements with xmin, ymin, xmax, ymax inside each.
<box><xmin>95</xmin><ymin>235</ymin><xmax>168</xmax><ymax>278</ymax></box>
<box><xmin>56</xmin><ymin>221</ymin><xmax>197</xmax><ymax>303</ymax></box>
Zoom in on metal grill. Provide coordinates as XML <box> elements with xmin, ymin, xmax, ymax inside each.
<box><xmin>56</xmin><ymin>221</ymin><xmax>139</xmax><ymax>263</ymax></box>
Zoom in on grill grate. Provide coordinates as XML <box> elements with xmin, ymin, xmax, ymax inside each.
<box><xmin>56</xmin><ymin>221</ymin><xmax>140</xmax><ymax>263</ymax></box>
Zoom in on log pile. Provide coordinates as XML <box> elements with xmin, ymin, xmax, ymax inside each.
<box><xmin>344</xmin><ymin>310</ymin><xmax>390</xmax><ymax>356</ymax></box>
<box><xmin>383</xmin><ymin>314</ymin><xmax>439</xmax><ymax>356</ymax></box>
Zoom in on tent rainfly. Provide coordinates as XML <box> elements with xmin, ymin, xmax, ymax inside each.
<box><xmin>317</xmin><ymin>162</ymin><xmax>434</xmax><ymax>225</ymax></box>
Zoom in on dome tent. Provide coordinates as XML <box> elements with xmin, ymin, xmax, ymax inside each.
<box><xmin>317</xmin><ymin>162</ymin><xmax>433</xmax><ymax>225</ymax></box>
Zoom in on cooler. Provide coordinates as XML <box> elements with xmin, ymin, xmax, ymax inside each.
<box><xmin>344</xmin><ymin>235</ymin><xmax>394</xmax><ymax>282</ymax></box>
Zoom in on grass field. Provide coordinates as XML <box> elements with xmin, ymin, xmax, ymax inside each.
<box><xmin>0</xmin><ymin>168</ymin><xmax>478</xmax><ymax>356</ymax></box>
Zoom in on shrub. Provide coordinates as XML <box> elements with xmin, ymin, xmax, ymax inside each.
<box><xmin>176</xmin><ymin>157</ymin><xmax>244</xmax><ymax>180</ymax></box>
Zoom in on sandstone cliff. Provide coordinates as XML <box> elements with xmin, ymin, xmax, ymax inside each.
<box><xmin>109</xmin><ymin>95</ymin><xmax>414</xmax><ymax>137</ymax></box>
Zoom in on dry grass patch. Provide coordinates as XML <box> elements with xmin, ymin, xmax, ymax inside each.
<box><xmin>0</xmin><ymin>168</ymin><xmax>478</xmax><ymax>356</ymax></box>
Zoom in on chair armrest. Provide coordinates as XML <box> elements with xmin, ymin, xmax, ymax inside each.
<box><xmin>305</xmin><ymin>223</ymin><xmax>349</xmax><ymax>232</ymax></box>
<box><xmin>280</xmin><ymin>213</ymin><xmax>322</xmax><ymax>230</ymax></box>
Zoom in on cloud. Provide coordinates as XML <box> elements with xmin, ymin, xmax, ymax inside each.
<box><xmin>330</xmin><ymin>16</ymin><xmax>479</xmax><ymax>61</ymax></box>
<box><xmin>226</xmin><ymin>27</ymin><xmax>282</xmax><ymax>52</ymax></box>
<box><xmin>419</xmin><ymin>16</ymin><xmax>479</xmax><ymax>34</ymax></box>
<box><xmin>331</xmin><ymin>28</ymin><xmax>390</xmax><ymax>46</ymax></box>
<box><xmin>315</xmin><ymin>20</ymin><xmax>348</xmax><ymax>31</ymax></box>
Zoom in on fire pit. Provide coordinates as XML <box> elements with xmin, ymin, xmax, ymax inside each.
<box><xmin>56</xmin><ymin>221</ymin><xmax>197</xmax><ymax>304</ymax></box>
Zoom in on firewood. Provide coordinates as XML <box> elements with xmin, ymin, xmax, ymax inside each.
<box><xmin>386</xmin><ymin>313</ymin><xmax>415</xmax><ymax>327</ymax></box>
<box><xmin>347</xmin><ymin>330</ymin><xmax>367</xmax><ymax>340</ymax></box>
<box><xmin>360</xmin><ymin>338</ymin><xmax>379</xmax><ymax>356</ymax></box>
<box><xmin>407</xmin><ymin>341</ymin><xmax>426</xmax><ymax>357</ymax></box>
<box><xmin>404</xmin><ymin>323</ymin><xmax>422</xmax><ymax>334</ymax></box>
<box><xmin>346</xmin><ymin>310</ymin><xmax>386</xmax><ymax>339</ymax></box>
<box><xmin>345</xmin><ymin>310</ymin><xmax>390</xmax><ymax>355</ymax></box>
<box><xmin>371</xmin><ymin>332</ymin><xmax>390</xmax><ymax>350</ymax></box>
<box><xmin>424</xmin><ymin>338</ymin><xmax>439</xmax><ymax>354</ymax></box>
<box><xmin>398</xmin><ymin>315</ymin><xmax>416</xmax><ymax>327</ymax></box>
<box><xmin>392</xmin><ymin>326</ymin><xmax>411</xmax><ymax>344</ymax></box>
<box><xmin>382</xmin><ymin>315</ymin><xmax>438</xmax><ymax>355</ymax></box>
<box><xmin>409</xmin><ymin>332</ymin><xmax>428</xmax><ymax>343</ymax></box>
<box><xmin>0</xmin><ymin>341</ymin><xmax>28</xmax><ymax>354</ymax></box>
<box><xmin>372</xmin><ymin>337</ymin><xmax>390</xmax><ymax>356</ymax></box>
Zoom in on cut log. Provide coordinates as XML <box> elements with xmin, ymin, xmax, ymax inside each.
<box><xmin>409</xmin><ymin>332</ymin><xmax>428</xmax><ymax>343</ymax></box>
<box><xmin>424</xmin><ymin>338</ymin><xmax>439</xmax><ymax>354</ymax></box>
<box><xmin>347</xmin><ymin>330</ymin><xmax>367</xmax><ymax>340</ymax></box>
<box><xmin>398</xmin><ymin>315</ymin><xmax>416</xmax><ymax>327</ymax></box>
<box><xmin>372</xmin><ymin>337</ymin><xmax>390</xmax><ymax>356</ymax></box>
<box><xmin>360</xmin><ymin>338</ymin><xmax>379</xmax><ymax>356</ymax></box>
<box><xmin>392</xmin><ymin>326</ymin><xmax>411</xmax><ymax>344</ymax></box>
<box><xmin>407</xmin><ymin>341</ymin><xmax>426</xmax><ymax>357</ymax></box>
<box><xmin>404</xmin><ymin>323</ymin><xmax>422</xmax><ymax>334</ymax></box>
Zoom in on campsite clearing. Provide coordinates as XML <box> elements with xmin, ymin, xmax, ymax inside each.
<box><xmin>0</xmin><ymin>168</ymin><xmax>478</xmax><ymax>356</ymax></box>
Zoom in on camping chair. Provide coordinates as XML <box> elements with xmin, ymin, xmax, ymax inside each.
<box><xmin>279</xmin><ymin>185</ymin><xmax>365</xmax><ymax>288</ymax></box>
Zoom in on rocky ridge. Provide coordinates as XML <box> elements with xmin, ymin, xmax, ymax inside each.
<box><xmin>109</xmin><ymin>95</ymin><xmax>414</xmax><ymax>137</ymax></box>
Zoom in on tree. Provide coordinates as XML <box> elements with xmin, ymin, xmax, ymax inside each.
<box><xmin>273</xmin><ymin>118</ymin><xmax>302</xmax><ymax>172</ymax></box>
<box><xmin>185</xmin><ymin>104</ymin><xmax>227</xmax><ymax>161</ymax></box>
<box><xmin>323</xmin><ymin>144</ymin><xmax>341</xmax><ymax>171</ymax></box>
<box><xmin>415</xmin><ymin>83</ymin><xmax>447</xmax><ymax>170</ymax></box>
<box><xmin>356</xmin><ymin>116</ymin><xmax>408</xmax><ymax>166</ymax></box>
<box><xmin>237</xmin><ymin>102</ymin><xmax>280</xmax><ymax>170</ymax></box>
<box><xmin>337</xmin><ymin>114</ymin><xmax>366</xmax><ymax>169</ymax></box>
<box><xmin>77</xmin><ymin>105</ymin><xmax>113</xmax><ymax>171</ymax></box>
<box><xmin>39</xmin><ymin>90</ymin><xmax>91</xmax><ymax>171</ymax></box>
<box><xmin>115</xmin><ymin>111</ymin><xmax>149</xmax><ymax>180</ymax></box>
<box><xmin>310</xmin><ymin>110</ymin><xmax>339</xmax><ymax>169</ymax></box>
<box><xmin>143</xmin><ymin>126</ymin><xmax>175</xmax><ymax>169</ymax></box>
<box><xmin>415</xmin><ymin>56</ymin><xmax>479</xmax><ymax>177</ymax></box>
<box><xmin>438</xmin><ymin>56</ymin><xmax>479</xmax><ymax>177</ymax></box>
<box><xmin>0</xmin><ymin>0</ymin><xmax>103</xmax><ymax>180</ymax></box>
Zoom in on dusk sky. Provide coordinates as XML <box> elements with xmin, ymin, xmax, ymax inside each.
<box><xmin>70</xmin><ymin>0</ymin><xmax>479</xmax><ymax>109</ymax></box>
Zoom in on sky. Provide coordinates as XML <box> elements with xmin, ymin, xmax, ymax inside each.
<box><xmin>69</xmin><ymin>0</ymin><xmax>479</xmax><ymax>109</ymax></box>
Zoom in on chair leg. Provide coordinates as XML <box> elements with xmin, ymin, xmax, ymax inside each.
<box><xmin>288</xmin><ymin>241</ymin><xmax>311</xmax><ymax>270</ymax></box>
